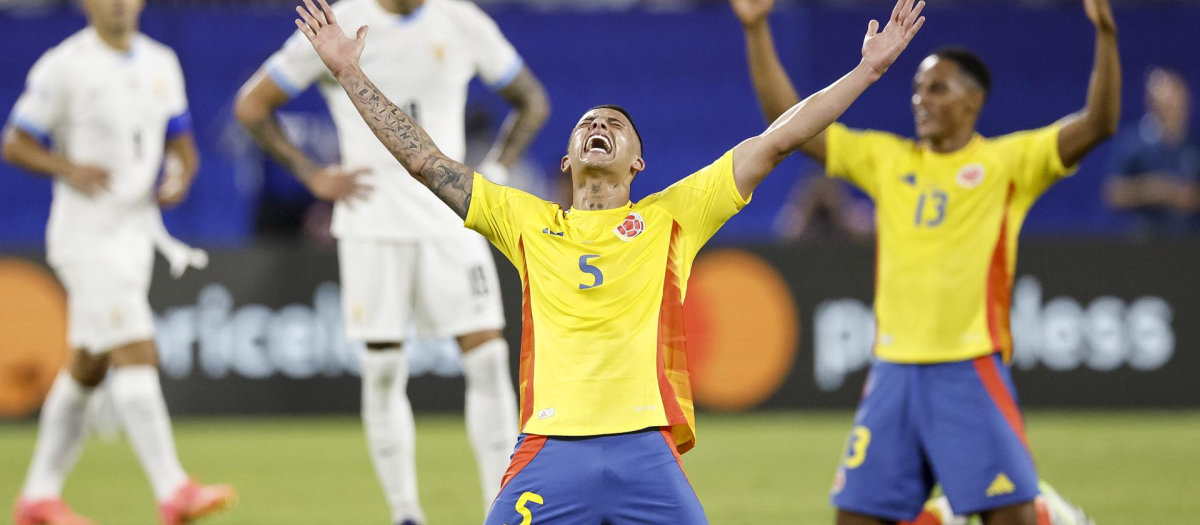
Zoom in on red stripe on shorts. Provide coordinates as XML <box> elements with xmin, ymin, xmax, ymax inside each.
<box><xmin>659</xmin><ymin>428</ymin><xmax>694</xmax><ymax>487</ymax></box>
<box><xmin>973</xmin><ymin>355</ymin><xmax>1031</xmax><ymax>452</ymax></box>
<box><xmin>498</xmin><ymin>434</ymin><xmax>547</xmax><ymax>496</ymax></box>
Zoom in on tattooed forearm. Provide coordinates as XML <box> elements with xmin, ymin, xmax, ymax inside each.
<box><xmin>339</xmin><ymin>68</ymin><xmax>474</xmax><ymax>217</ymax></box>
<box><xmin>243</xmin><ymin>114</ymin><xmax>319</xmax><ymax>180</ymax></box>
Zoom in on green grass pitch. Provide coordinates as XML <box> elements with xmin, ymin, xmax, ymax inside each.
<box><xmin>2</xmin><ymin>412</ymin><xmax>1197</xmax><ymax>524</ymax></box>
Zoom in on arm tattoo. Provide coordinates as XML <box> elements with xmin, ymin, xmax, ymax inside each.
<box><xmin>341</xmin><ymin>70</ymin><xmax>474</xmax><ymax>217</ymax></box>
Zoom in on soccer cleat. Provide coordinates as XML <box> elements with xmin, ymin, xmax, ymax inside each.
<box><xmin>157</xmin><ymin>479</ymin><xmax>237</xmax><ymax>525</ymax></box>
<box><xmin>13</xmin><ymin>497</ymin><xmax>96</xmax><ymax>525</ymax></box>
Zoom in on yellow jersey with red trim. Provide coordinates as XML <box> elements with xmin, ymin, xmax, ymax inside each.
<box><xmin>464</xmin><ymin>150</ymin><xmax>748</xmax><ymax>454</ymax></box>
<box><xmin>825</xmin><ymin>123</ymin><xmax>1075</xmax><ymax>364</ymax></box>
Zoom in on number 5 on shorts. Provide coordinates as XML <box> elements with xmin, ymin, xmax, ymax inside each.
<box><xmin>842</xmin><ymin>425</ymin><xmax>871</xmax><ymax>469</ymax></box>
<box><xmin>504</xmin><ymin>492</ymin><xmax>544</xmax><ymax>525</ymax></box>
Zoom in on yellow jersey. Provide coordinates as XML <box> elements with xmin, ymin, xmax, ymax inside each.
<box><xmin>826</xmin><ymin>123</ymin><xmax>1075</xmax><ymax>364</ymax></box>
<box><xmin>465</xmin><ymin>150</ymin><xmax>749</xmax><ymax>453</ymax></box>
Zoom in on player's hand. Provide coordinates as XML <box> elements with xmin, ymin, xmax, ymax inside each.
<box><xmin>62</xmin><ymin>165</ymin><xmax>110</xmax><ymax>197</ymax></box>
<box><xmin>305</xmin><ymin>165</ymin><xmax>373</xmax><ymax>205</ymax></box>
<box><xmin>157</xmin><ymin>172</ymin><xmax>192</xmax><ymax>208</ymax></box>
<box><xmin>861</xmin><ymin>0</ymin><xmax>926</xmax><ymax>77</ymax></box>
<box><xmin>295</xmin><ymin>0</ymin><xmax>368</xmax><ymax>79</ymax></box>
<box><xmin>157</xmin><ymin>155</ymin><xmax>194</xmax><ymax>208</ymax></box>
<box><xmin>1083</xmin><ymin>0</ymin><xmax>1117</xmax><ymax>34</ymax></box>
<box><xmin>730</xmin><ymin>0</ymin><xmax>776</xmax><ymax>27</ymax></box>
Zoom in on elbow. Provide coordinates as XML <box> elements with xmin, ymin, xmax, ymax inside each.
<box><xmin>233</xmin><ymin>93</ymin><xmax>268</xmax><ymax>128</ymax></box>
<box><xmin>521</xmin><ymin>88</ymin><xmax>552</xmax><ymax>130</ymax></box>
<box><xmin>1100</xmin><ymin>117</ymin><xmax>1120</xmax><ymax>140</ymax></box>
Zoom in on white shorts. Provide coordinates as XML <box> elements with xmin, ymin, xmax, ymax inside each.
<box><xmin>52</xmin><ymin>243</ymin><xmax>155</xmax><ymax>354</ymax></box>
<box><xmin>338</xmin><ymin>231</ymin><xmax>506</xmax><ymax>342</ymax></box>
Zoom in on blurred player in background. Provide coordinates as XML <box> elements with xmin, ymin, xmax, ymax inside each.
<box><xmin>235</xmin><ymin>0</ymin><xmax>549</xmax><ymax>522</ymax></box>
<box><xmin>731</xmin><ymin>0</ymin><xmax>1120</xmax><ymax>523</ymax></box>
<box><xmin>1104</xmin><ymin>67</ymin><xmax>1200</xmax><ymax>236</ymax></box>
<box><xmin>2</xmin><ymin>0</ymin><xmax>236</xmax><ymax>523</ymax></box>
<box><xmin>906</xmin><ymin>482</ymin><xmax>1094</xmax><ymax>525</ymax></box>
<box><xmin>289</xmin><ymin>0</ymin><xmax>922</xmax><ymax>521</ymax></box>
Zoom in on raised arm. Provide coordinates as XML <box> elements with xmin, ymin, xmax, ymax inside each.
<box><xmin>294</xmin><ymin>0</ymin><xmax>474</xmax><ymax>217</ymax></box>
<box><xmin>482</xmin><ymin>68</ymin><xmax>551</xmax><ymax>174</ymax></box>
<box><xmin>732</xmin><ymin>0</ymin><xmax>924</xmax><ymax>198</ymax></box>
<box><xmin>1056</xmin><ymin>0</ymin><xmax>1121</xmax><ymax>168</ymax></box>
<box><xmin>732</xmin><ymin>0</ymin><xmax>827</xmax><ymax>166</ymax></box>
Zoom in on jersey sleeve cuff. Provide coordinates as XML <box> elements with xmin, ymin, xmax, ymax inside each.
<box><xmin>463</xmin><ymin>172</ymin><xmax>486</xmax><ymax>230</ymax></box>
<box><xmin>486</xmin><ymin>57</ymin><xmax>524</xmax><ymax>91</ymax></box>
<box><xmin>723</xmin><ymin>149</ymin><xmax>752</xmax><ymax>209</ymax></box>
<box><xmin>1049</xmin><ymin>124</ymin><xmax>1080</xmax><ymax>177</ymax></box>
<box><xmin>10</xmin><ymin>115</ymin><xmax>52</xmax><ymax>146</ymax></box>
<box><xmin>266</xmin><ymin>62</ymin><xmax>305</xmax><ymax>99</ymax></box>
<box><xmin>165</xmin><ymin>110</ymin><xmax>193</xmax><ymax>140</ymax></box>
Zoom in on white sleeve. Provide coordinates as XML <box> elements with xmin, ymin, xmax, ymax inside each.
<box><xmin>166</xmin><ymin>52</ymin><xmax>189</xmax><ymax>117</ymax></box>
<box><xmin>459</xmin><ymin>3</ymin><xmax>523</xmax><ymax>90</ymax></box>
<box><xmin>9</xmin><ymin>50</ymin><xmax>66</xmax><ymax>142</ymax></box>
<box><xmin>164</xmin><ymin>51</ymin><xmax>193</xmax><ymax>138</ymax></box>
<box><xmin>263</xmin><ymin>31</ymin><xmax>331</xmax><ymax>98</ymax></box>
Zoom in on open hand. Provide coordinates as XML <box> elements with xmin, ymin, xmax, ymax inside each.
<box><xmin>295</xmin><ymin>0</ymin><xmax>368</xmax><ymax>79</ymax></box>
<box><xmin>1083</xmin><ymin>0</ymin><xmax>1117</xmax><ymax>33</ymax></box>
<box><xmin>306</xmin><ymin>165</ymin><xmax>373</xmax><ymax>205</ymax></box>
<box><xmin>861</xmin><ymin>0</ymin><xmax>926</xmax><ymax>77</ymax></box>
<box><xmin>730</xmin><ymin>0</ymin><xmax>776</xmax><ymax>27</ymax></box>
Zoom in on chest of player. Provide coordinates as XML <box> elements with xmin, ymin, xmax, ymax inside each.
<box><xmin>874</xmin><ymin>155</ymin><xmax>1015</xmax><ymax>240</ymax></box>
<box><xmin>65</xmin><ymin>55</ymin><xmax>173</xmax><ymax>138</ymax></box>
<box><xmin>521</xmin><ymin>208</ymin><xmax>674</xmax><ymax>306</ymax></box>
<box><xmin>351</xmin><ymin>21</ymin><xmax>477</xmax><ymax>105</ymax></box>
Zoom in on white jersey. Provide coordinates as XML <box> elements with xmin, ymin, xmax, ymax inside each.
<box><xmin>264</xmin><ymin>0</ymin><xmax>523</xmax><ymax>240</ymax></box>
<box><xmin>10</xmin><ymin>28</ymin><xmax>191</xmax><ymax>266</ymax></box>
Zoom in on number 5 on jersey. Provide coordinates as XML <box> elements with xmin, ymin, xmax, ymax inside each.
<box><xmin>579</xmin><ymin>254</ymin><xmax>604</xmax><ymax>290</ymax></box>
<box><xmin>504</xmin><ymin>492</ymin><xmax>544</xmax><ymax>525</ymax></box>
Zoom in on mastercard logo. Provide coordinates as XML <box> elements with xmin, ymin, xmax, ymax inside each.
<box><xmin>0</xmin><ymin>258</ymin><xmax>68</xmax><ymax>418</ymax></box>
<box><xmin>685</xmin><ymin>249</ymin><xmax>799</xmax><ymax>411</ymax></box>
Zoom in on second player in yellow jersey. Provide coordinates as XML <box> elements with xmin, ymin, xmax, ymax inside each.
<box><xmin>826</xmin><ymin>123</ymin><xmax>1074</xmax><ymax>363</ymax></box>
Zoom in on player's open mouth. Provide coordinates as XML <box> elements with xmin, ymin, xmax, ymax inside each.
<box><xmin>586</xmin><ymin>134</ymin><xmax>613</xmax><ymax>155</ymax></box>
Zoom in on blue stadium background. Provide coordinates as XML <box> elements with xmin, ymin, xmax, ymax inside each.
<box><xmin>1</xmin><ymin>0</ymin><xmax>1197</xmax><ymax>248</ymax></box>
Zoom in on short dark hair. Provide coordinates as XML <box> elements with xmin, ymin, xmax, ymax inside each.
<box><xmin>590</xmin><ymin>104</ymin><xmax>643</xmax><ymax>156</ymax></box>
<box><xmin>933</xmin><ymin>47</ymin><xmax>991</xmax><ymax>98</ymax></box>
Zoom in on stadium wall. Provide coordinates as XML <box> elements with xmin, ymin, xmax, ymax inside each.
<box><xmin>1</xmin><ymin>3</ymin><xmax>1199</xmax><ymax>246</ymax></box>
<box><xmin>1</xmin><ymin>239</ymin><xmax>1195</xmax><ymax>418</ymax></box>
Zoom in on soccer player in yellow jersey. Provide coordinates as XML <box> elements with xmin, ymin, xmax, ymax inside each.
<box><xmin>291</xmin><ymin>0</ymin><xmax>924</xmax><ymax>522</ymax></box>
<box><xmin>731</xmin><ymin>0</ymin><xmax>1120</xmax><ymax>524</ymax></box>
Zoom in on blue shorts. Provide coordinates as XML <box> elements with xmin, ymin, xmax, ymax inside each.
<box><xmin>831</xmin><ymin>354</ymin><xmax>1039</xmax><ymax>521</ymax></box>
<box><xmin>484</xmin><ymin>428</ymin><xmax>707</xmax><ymax>525</ymax></box>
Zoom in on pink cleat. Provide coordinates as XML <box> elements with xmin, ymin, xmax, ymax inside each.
<box><xmin>157</xmin><ymin>479</ymin><xmax>237</xmax><ymax>525</ymax></box>
<box><xmin>13</xmin><ymin>497</ymin><xmax>96</xmax><ymax>525</ymax></box>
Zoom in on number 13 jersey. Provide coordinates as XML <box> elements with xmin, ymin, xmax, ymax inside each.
<box><xmin>825</xmin><ymin>123</ymin><xmax>1076</xmax><ymax>365</ymax></box>
<box><xmin>465</xmin><ymin>150</ymin><xmax>749</xmax><ymax>454</ymax></box>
